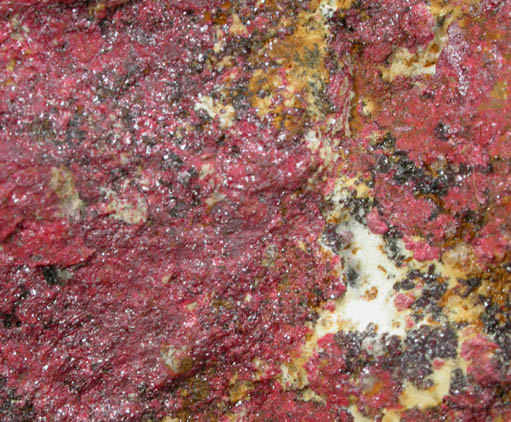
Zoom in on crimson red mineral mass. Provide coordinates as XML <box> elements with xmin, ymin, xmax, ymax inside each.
<box><xmin>1</xmin><ymin>1</ymin><xmax>510</xmax><ymax>421</ymax></box>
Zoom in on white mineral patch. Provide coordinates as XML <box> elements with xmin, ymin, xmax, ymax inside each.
<box><xmin>105</xmin><ymin>191</ymin><xmax>148</xmax><ymax>225</ymax></box>
<box><xmin>316</xmin><ymin>219</ymin><xmax>408</xmax><ymax>338</ymax></box>
<box><xmin>381</xmin><ymin>4</ymin><xmax>451</xmax><ymax>82</ymax></box>
<box><xmin>381</xmin><ymin>31</ymin><xmax>448</xmax><ymax>82</ymax></box>
<box><xmin>319</xmin><ymin>0</ymin><xmax>337</xmax><ymax>18</ymax></box>
<box><xmin>50</xmin><ymin>166</ymin><xmax>84</xmax><ymax>219</ymax></box>
<box><xmin>305</xmin><ymin>129</ymin><xmax>321</xmax><ymax>152</ymax></box>
<box><xmin>160</xmin><ymin>345</ymin><xmax>190</xmax><ymax>375</ymax></box>
<box><xmin>195</xmin><ymin>94</ymin><xmax>235</xmax><ymax>128</ymax></box>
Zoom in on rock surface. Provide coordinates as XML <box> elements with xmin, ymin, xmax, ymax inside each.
<box><xmin>1</xmin><ymin>0</ymin><xmax>510</xmax><ymax>421</ymax></box>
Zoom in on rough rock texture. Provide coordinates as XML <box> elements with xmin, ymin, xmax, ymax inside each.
<box><xmin>0</xmin><ymin>0</ymin><xmax>510</xmax><ymax>421</ymax></box>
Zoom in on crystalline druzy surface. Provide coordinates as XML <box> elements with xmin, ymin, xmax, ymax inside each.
<box><xmin>1</xmin><ymin>1</ymin><xmax>510</xmax><ymax>421</ymax></box>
